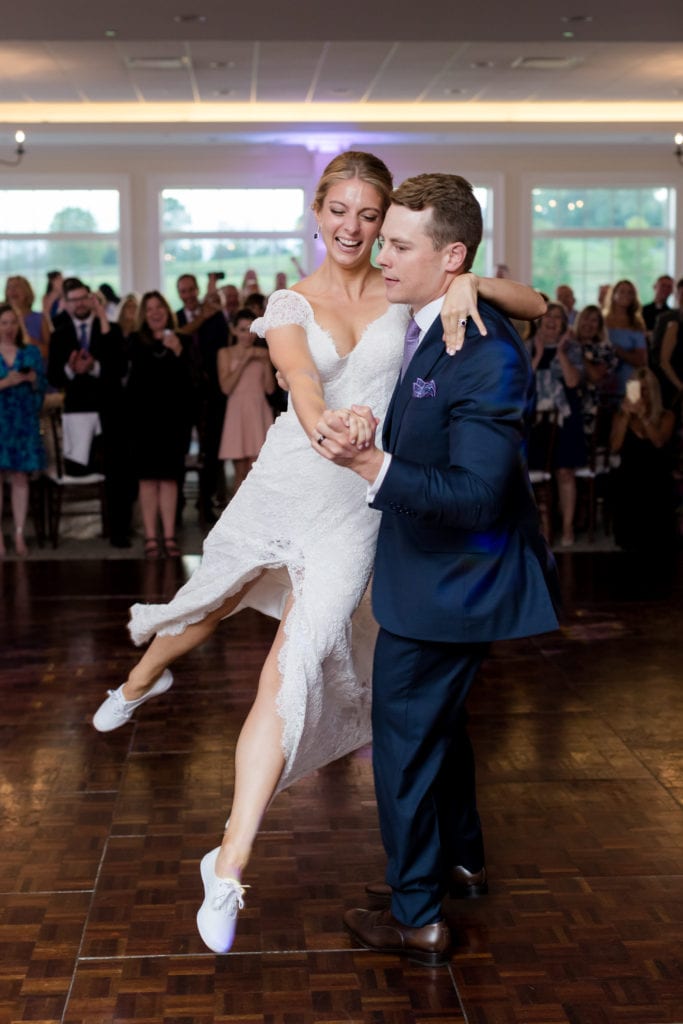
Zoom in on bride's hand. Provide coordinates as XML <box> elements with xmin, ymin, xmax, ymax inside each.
<box><xmin>441</xmin><ymin>272</ymin><xmax>487</xmax><ymax>355</ymax></box>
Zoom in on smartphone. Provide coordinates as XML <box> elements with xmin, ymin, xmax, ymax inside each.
<box><xmin>625</xmin><ymin>379</ymin><xmax>641</xmax><ymax>403</ymax></box>
<box><xmin>211</xmin><ymin>271</ymin><xmax>225</xmax><ymax>280</ymax></box>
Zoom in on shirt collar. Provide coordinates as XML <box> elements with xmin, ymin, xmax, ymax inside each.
<box><xmin>412</xmin><ymin>296</ymin><xmax>445</xmax><ymax>339</ymax></box>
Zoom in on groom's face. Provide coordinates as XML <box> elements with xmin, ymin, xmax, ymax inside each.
<box><xmin>377</xmin><ymin>204</ymin><xmax>454</xmax><ymax>313</ymax></box>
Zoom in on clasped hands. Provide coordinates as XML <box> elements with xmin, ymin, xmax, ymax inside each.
<box><xmin>311</xmin><ymin>405</ymin><xmax>384</xmax><ymax>481</ymax></box>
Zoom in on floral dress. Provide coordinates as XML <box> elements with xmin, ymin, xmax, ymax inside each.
<box><xmin>0</xmin><ymin>344</ymin><xmax>46</xmax><ymax>471</ymax></box>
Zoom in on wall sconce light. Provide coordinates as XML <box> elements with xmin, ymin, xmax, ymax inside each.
<box><xmin>675</xmin><ymin>133</ymin><xmax>683</xmax><ymax>168</ymax></box>
<box><xmin>0</xmin><ymin>130</ymin><xmax>26</xmax><ymax>167</ymax></box>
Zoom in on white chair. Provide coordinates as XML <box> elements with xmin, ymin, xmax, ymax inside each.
<box><xmin>42</xmin><ymin>405</ymin><xmax>108</xmax><ymax>548</ymax></box>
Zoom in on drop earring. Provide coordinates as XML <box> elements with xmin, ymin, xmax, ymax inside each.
<box><xmin>314</xmin><ymin>225</ymin><xmax>321</xmax><ymax>239</ymax></box>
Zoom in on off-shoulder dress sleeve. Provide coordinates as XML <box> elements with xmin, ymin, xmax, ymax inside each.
<box><xmin>253</xmin><ymin>289</ymin><xmax>312</xmax><ymax>338</ymax></box>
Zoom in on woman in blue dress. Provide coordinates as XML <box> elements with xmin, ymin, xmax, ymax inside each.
<box><xmin>0</xmin><ymin>302</ymin><xmax>46</xmax><ymax>556</ymax></box>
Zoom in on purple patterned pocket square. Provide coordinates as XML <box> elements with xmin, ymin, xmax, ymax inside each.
<box><xmin>412</xmin><ymin>377</ymin><xmax>437</xmax><ymax>398</ymax></box>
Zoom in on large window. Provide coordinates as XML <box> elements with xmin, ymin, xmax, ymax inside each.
<box><xmin>0</xmin><ymin>189</ymin><xmax>122</xmax><ymax>299</ymax></box>
<box><xmin>530</xmin><ymin>185</ymin><xmax>676</xmax><ymax>308</ymax></box>
<box><xmin>160</xmin><ymin>188</ymin><xmax>306</xmax><ymax>296</ymax></box>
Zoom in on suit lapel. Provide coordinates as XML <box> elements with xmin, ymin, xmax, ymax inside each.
<box><xmin>384</xmin><ymin>317</ymin><xmax>445</xmax><ymax>451</ymax></box>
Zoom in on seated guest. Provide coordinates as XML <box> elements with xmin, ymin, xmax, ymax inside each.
<box><xmin>610</xmin><ymin>368</ymin><xmax>676</xmax><ymax>553</ymax></box>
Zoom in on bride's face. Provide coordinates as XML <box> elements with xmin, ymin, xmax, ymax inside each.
<box><xmin>317</xmin><ymin>178</ymin><xmax>383</xmax><ymax>268</ymax></box>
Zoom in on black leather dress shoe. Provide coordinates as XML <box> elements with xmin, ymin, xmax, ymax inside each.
<box><xmin>344</xmin><ymin>907</ymin><xmax>451</xmax><ymax>966</ymax></box>
<box><xmin>365</xmin><ymin>865</ymin><xmax>488</xmax><ymax>902</ymax></box>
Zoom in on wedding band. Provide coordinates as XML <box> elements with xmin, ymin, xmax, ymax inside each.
<box><xmin>459</xmin><ymin>318</ymin><xmax>467</xmax><ymax>327</ymax></box>
<box><xmin>317</xmin><ymin>434</ymin><xmax>325</xmax><ymax>444</ymax></box>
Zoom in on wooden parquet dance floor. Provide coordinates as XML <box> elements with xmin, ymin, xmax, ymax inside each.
<box><xmin>1</xmin><ymin>552</ymin><xmax>682</xmax><ymax>1024</ymax></box>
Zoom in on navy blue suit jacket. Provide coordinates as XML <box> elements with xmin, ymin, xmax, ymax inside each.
<box><xmin>371</xmin><ymin>299</ymin><xmax>559</xmax><ymax>644</ymax></box>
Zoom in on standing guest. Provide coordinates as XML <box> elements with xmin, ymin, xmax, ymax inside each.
<box><xmin>217</xmin><ymin>309</ymin><xmax>275</xmax><ymax>493</ymax></box>
<box><xmin>574</xmin><ymin>304</ymin><xmax>619</xmax><ymax>439</ymax></box>
<box><xmin>530</xmin><ymin>303</ymin><xmax>586</xmax><ymax>545</ymax></box>
<box><xmin>650</xmin><ymin>277</ymin><xmax>683</xmax><ymax>368</ymax></box>
<box><xmin>641</xmin><ymin>275</ymin><xmax>674</xmax><ymax>335</ymax></box>
<box><xmin>4</xmin><ymin>276</ymin><xmax>50</xmax><ymax>359</ymax></box>
<box><xmin>126</xmin><ymin>291</ymin><xmax>192</xmax><ymax>558</ymax></box>
<box><xmin>43</xmin><ymin>270</ymin><xmax>64</xmax><ymax>321</ymax></box>
<box><xmin>610</xmin><ymin>368</ymin><xmax>676</xmax><ymax>553</ymax></box>
<box><xmin>91</xmin><ymin>151</ymin><xmax>546</xmax><ymax>956</ymax></box>
<box><xmin>98</xmin><ymin>283</ymin><xmax>121</xmax><ymax>321</ymax></box>
<box><xmin>313</xmin><ymin>172</ymin><xmax>558</xmax><ymax>965</ymax></box>
<box><xmin>604</xmin><ymin>279</ymin><xmax>647</xmax><ymax>399</ymax></box>
<box><xmin>220</xmin><ymin>284</ymin><xmax>241</xmax><ymax>325</ymax></box>
<box><xmin>659</xmin><ymin>310</ymin><xmax>683</xmax><ymax>409</ymax></box>
<box><xmin>47</xmin><ymin>278</ymin><xmax>132</xmax><ymax>547</ymax></box>
<box><xmin>175</xmin><ymin>273</ymin><xmax>230</xmax><ymax>524</ymax></box>
<box><xmin>117</xmin><ymin>293</ymin><xmax>140</xmax><ymax>340</ymax></box>
<box><xmin>0</xmin><ymin>303</ymin><xmax>46</xmax><ymax>557</ymax></box>
<box><xmin>240</xmin><ymin>268</ymin><xmax>260</xmax><ymax>303</ymax></box>
<box><xmin>556</xmin><ymin>283</ymin><xmax>577</xmax><ymax>325</ymax></box>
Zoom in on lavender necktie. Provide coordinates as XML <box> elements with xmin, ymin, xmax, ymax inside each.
<box><xmin>78</xmin><ymin>322</ymin><xmax>89</xmax><ymax>350</ymax></box>
<box><xmin>400</xmin><ymin>316</ymin><xmax>421</xmax><ymax>381</ymax></box>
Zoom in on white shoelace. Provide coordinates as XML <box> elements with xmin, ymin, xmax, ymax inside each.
<box><xmin>212</xmin><ymin>879</ymin><xmax>248</xmax><ymax>916</ymax></box>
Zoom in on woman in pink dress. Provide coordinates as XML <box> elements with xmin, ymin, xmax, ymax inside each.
<box><xmin>218</xmin><ymin>308</ymin><xmax>275</xmax><ymax>492</ymax></box>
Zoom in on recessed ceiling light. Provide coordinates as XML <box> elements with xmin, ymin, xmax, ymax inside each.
<box><xmin>511</xmin><ymin>55</ymin><xmax>583</xmax><ymax>70</ymax></box>
<box><xmin>104</xmin><ymin>29</ymin><xmax>117</xmax><ymax>37</ymax></box>
<box><xmin>173</xmin><ymin>13</ymin><xmax>207</xmax><ymax>22</ymax></box>
<box><xmin>125</xmin><ymin>55</ymin><xmax>190</xmax><ymax>70</ymax></box>
<box><xmin>561</xmin><ymin>14</ymin><xmax>594</xmax><ymax>22</ymax></box>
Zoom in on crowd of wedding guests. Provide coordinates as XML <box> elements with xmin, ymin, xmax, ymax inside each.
<box><xmin>1</xmin><ymin>265</ymin><xmax>681</xmax><ymax>558</ymax></box>
<box><xmin>524</xmin><ymin>274</ymin><xmax>682</xmax><ymax>554</ymax></box>
<box><xmin>0</xmin><ymin>269</ymin><xmax>282</xmax><ymax>557</ymax></box>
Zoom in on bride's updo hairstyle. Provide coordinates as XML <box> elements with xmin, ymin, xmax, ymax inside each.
<box><xmin>312</xmin><ymin>151</ymin><xmax>394</xmax><ymax>217</ymax></box>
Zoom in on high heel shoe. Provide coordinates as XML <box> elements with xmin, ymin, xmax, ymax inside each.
<box><xmin>196</xmin><ymin>847</ymin><xmax>247</xmax><ymax>954</ymax></box>
<box><xmin>92</xmin><ymin>669</ymin><xmax>174</xmax><ymax>732</ymax></box>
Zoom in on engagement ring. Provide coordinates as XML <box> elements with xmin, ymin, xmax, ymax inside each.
<box><xmin>317</xmin><ymin>435</ymin><xmax>325</xmax><ymax>444</ymax></box>
<box><xmin>459</xmin><ymin>318</ymin><xmax>467</xmax><ymax>327</ymax></box>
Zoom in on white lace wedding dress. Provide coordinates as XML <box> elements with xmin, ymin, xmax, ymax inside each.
<box><xmin>129</xmin><ymin>290</ymin><xmax>409</xmax><ymax>789</ymax></box>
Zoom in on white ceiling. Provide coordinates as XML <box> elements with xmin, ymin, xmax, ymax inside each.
<box><xmin>0</xmin><ymin>0</ymin><xmax>681</xmax><ymax>147</ymax></box>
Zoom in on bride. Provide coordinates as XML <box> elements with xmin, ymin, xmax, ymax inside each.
<box><xmin>92</xmin><ymin>151</ymin><xmax>545</xmax><ymax>953</ymax></box>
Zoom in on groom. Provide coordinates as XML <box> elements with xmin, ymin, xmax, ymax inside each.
<box><xmin>314</xmin><ymin>172</ymin><xmax>559</xmax><ymax>965</ymax></box>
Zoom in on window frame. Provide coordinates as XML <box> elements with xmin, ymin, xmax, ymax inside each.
<box><xmin>520</xmin><ymin>171</ymin><xmax>680</xmax><ymax>303</ymax></box>
<box><xmin>0</xmin><ymin>172</ymin><xmax>132</xmax><ymax>293</ymax></box>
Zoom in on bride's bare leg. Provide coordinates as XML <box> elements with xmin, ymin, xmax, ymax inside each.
<box><xmin>122</xmin><ymin>573</ymin><xmax>264</xmax><ymax>701</ymax></box>
<box><xmin>214</xmin><ymin>594</ymin><xmax>293</xmax><ymax>879</ymax></box>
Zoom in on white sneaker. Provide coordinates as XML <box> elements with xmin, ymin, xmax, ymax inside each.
<box><xmin>92</xmin><ymin>670</ymin><xmax>174</xmax><ymax>732</ymax></box>
<box><xmin>196</xmin><ymin>847</ymin><xmax>247</xmax><ymax>954</ymax></box>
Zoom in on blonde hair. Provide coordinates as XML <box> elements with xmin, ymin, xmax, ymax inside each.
<box><xmin>632</xmin><ymin>366</ymin><xmax>664</xmax><ymax>424</ymax></box>
<box><xmin>311</xmin><ymin>151</ymin><xmax>393</xmax><ymax>217</ymax></box>
<box><xmin>5</xmin><ymin>275</ymin><xmax>35</xmax><ymax>309</ymax></box>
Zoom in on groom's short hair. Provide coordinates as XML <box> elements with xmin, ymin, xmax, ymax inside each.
<box><xmin>391</xmin><ymin>173</ymin><xmax>482</xmax><ymax>271</ymax></box>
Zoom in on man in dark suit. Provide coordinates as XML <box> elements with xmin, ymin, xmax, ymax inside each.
<box><xmin>175</xmin><ymin>274</ymin><xmax>229</xmax><ymax>523</ymax></box>
<box><xmin>315</xmin><ymin>173</ymin><xmax>559</xmax><ymax>965</ymax></box>
<box><xmin>47</xmin><ymin>277</ymin><xmax>133</xmax><ymax>546</ymax></box>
